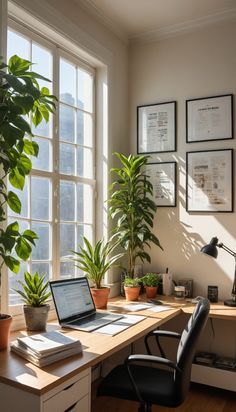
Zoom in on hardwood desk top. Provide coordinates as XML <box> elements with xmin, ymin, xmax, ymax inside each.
<box><xmin>1</xmin><ymin>295</ymin><xmax>235</xmax><ymax>396</ymax></box>
<box><xmin>0</xmin><ymin>316</ymin><xmax>162</xmax><ymax>395</ymax></box>
<box><xmin>108</xmin><ymin>295</ymin><xmax>236</xmax><ymax>321</ymax></box>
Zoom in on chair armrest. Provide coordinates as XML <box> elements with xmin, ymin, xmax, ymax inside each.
<box><xmin>145</xmin><ymin>330</ymin><xmax>181</xmax><ymax>357</ymax></box>
<box><xmin>126</xmin><ymin>354</ymin><xmax>181</xmax><ymax>373</ymax></box>
<box><xmin>124</xmin><ymin>354</ymin><xmax>181</xmax><ymax>406</ymax></box>
<box><xmin>149</xmin><ymin>330</ymin><xmax>181</xmax><ymax>339</ymax></box>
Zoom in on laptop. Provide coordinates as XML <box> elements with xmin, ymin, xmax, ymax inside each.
<box><xmin>50</xmin><ymin>277</ymin><xmax>123</xmax><ymax>332</ymax></box>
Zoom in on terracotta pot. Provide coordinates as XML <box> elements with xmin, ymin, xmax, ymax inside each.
<box><xmin>24</xmin><ymin>304</ymin><xmax>50</xmax><ymax>331</ymax></box>
<box><xmin>91</xmin><ymin>287</ymin><xmax>110</xmax><ymax>309</ymax></box>
<box><xmin>0</xmin><ymin>314</ymin><xmax>12</xmax><ymax>350</ymax></box>
<box><xmin>124</xmin><ymin>286</ymin><xmax>141</xmax><ymax>301</ymax></box>
<box><xmin>145</xmin><ymin>286</ymin><xmax>158</xmax><ymax>299</ymax></box>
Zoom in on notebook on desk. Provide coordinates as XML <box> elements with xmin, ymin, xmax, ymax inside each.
<box><xmin>50</xmin><ymin>277</ymin><xmax>123</xmax><ymax>332</ymax></box>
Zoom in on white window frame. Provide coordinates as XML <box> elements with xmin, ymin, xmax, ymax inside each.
<box><xmin>6</xmin><ymin>20</ymin><xmax>97</xmax><ymax>323</ymax></box>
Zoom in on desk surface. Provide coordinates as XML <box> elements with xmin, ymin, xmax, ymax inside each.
<box><xmin>0</xmin><ymin>295</ymin><xmax>235</xmax><ymax>395</ymax></box>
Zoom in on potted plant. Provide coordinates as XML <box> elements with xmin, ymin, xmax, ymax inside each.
<box><xmin>0</xmin><ymin>55</ymin><xmax>56</xmax><ymax>348</ymax></box>
<box><xmin>142</xmin><ymin>273</ymin><xmax>161</xmax><ymax>298</ymax></box>
<box><xmin>14</xmin><ymin>272</ymin><xmax>51</xmax><ymax>331</ymax></box>
<box><xmin>123</xmin><ymin>277</ymin><xmax>141</xmax><ymax>301</ymax></box>
<box><xmin>71</xmin><ymin>237</ymin><xmax>123</xmax><ymax>309</ymax></box>
<box><xmin>109</xmin><ymin>153</ymin><xmax>163</xmax><ymax>281</ymax></box>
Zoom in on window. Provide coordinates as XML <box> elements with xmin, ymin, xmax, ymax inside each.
<box><xmin>7</xmin><ymin>25</ymin><xmax>95</xmax><ymax>311</ymax></box>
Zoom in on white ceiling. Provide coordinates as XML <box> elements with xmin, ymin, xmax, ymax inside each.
<box><xmin>78</xmin><ymin>0</ymin><xmax>236</xmax><ymax>42</ymax></box>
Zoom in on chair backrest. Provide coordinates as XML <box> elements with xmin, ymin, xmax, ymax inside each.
<box><xmin>175</xmin><ymin>298</ymin><xmax>210</xmax><ymax>404</ymax></box>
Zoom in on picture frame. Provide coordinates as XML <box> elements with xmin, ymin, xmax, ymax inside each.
<box><xmin>145</xmin><ymin>161</ymin><xmax>177</xmax><ymax>207</ymax></box>
<box><xmin>137</xmin><ymin>101</ymin><xmax>176</xmax><ymax>153</ymax></box>
<box><xmin>186</xmin><ymin>149</ymin><xmax>233</xmax><ymax>212</ymax></box>
<box><xmin>186</xmin><ymin>94</ymin><xmax>233</xmax><ymax>143</ymax></box>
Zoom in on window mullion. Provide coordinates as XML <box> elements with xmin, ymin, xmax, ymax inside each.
<box><xmin>52</xmin><ymin>45</ymin><xmax>60</xmax><ymax>281</ymax></box>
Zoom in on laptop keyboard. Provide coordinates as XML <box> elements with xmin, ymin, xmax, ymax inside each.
<box><xmin>69</xmin><ymin>312</ymin><xmax>121</xmax><ymax>327</ymax></box>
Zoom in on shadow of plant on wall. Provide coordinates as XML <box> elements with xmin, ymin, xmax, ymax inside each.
<box><xmin>149</xmin><ymin>154</ymin><xmax>234</xmax><ymax>299</ymax></box>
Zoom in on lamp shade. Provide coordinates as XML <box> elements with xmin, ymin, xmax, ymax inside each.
<box><xmin>200</xmin><ymin>237</ymin><xmax>219</xmax><ymax>259</ymax></box>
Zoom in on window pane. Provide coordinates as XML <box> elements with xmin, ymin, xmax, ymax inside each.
<box><xmin>32</xmin><ymin>42</ymin><xmax>52</xmax><ymax>84</ymax></box>
<box><xmin>31</xmin><ymin>177</ymin><xmax>50</xmax><ymax>220</ymax></box>
<box><xmin>77</xmin><ymin>224</ymin><xmax>92</xmax><ymax>247</ymax></box>
<box><xmin>77</xmin><ymin>147</ymin><xmax>93</xmax><ymax>178</ymax></box>
<box><xmin>77</xmin><ymin>111</ymin><xmax>93</xmax><ymax>146</ymax></box>
<box><xmin>60</xmin><ymin>59</ymin><xmax>76</xmax><ymax>105</ymax></box>
<box><xmin>60</xmin><ymin>261</ymin><xmax>76</xmax><ymax>279</ymax></box>
<box><xmin>60</xmin><ymin>143</ymin><xmax>75</xmax><ymax>175</ymax></box>
<box><xmin>8</xmin><ymin>179</ymin><xmax>28</xmax><ymax>219</ymax></box>
<box><xmin>31</xmin><ymin>222</ymin><xmax>50</xmax><ymax>260</ymax></box>
<box><xmin>77</xmin><ymin>68</ymin><xmax>93</xmax><ymax>112</ymax></box>
<box><xmin>77</xmin><ymin>184</ymin><xmax>93</xmax><ymax>223</ymax></box>
<box><xmin>9</xmin><ymin>261</ymin><xmax>29</xmax><ymax>306</ymax></box>
<box><xmin>60</xmin><ymin>181</ymin><xmax>75</xmax><ymax>221</ymax></box>
<box><xmin>31</xmin><ymin>262</ymin><xmax>50</xmax><ymax>280</ymax></box>
<box><xmin>32</xmin><ymin>138</ymin><xmax>51</xmax><ymax>171</ymax></box>
<box><xmin>7</xmin><ymin>30</ymin><xmax>30</xmax><ymax>61</ymax></box>
<box><xmin>60</xmin><ymin>223</ymin><xmax>75</xmax><ymax>258</ymax></box>
<box><xmin>32</xmin><ymin>117</ymin><xmax>51</xmax><ymax>138</ymax></box>
<box><xmin>59</xmin><ymin>104</ymin><xmax>75</xmax><ymax>142</ymax></box>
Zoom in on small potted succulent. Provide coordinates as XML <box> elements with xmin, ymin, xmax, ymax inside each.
<box><xmin>71</xmin><ymin>237</ymin><xmax>123</xmax><ymax>309</ymax></box>
<box><xmin>123</xmin><ymin>277</ymin><xmax>141</xmax><ymax>301</ymax></box>
<box><xmin>141</xmin><ymin>273</ymin><xmax>161</xmax><ymax>299</ymax></box>
<box><xmin>14</xmin><ymin>272</ymin><xmax>51</xmax><ymax>331</ymax></box>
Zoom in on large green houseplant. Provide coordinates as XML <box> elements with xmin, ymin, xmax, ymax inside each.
<box><xmin>0</xmin><ymin>55</ymin><xmax>56</xmax><ymax>347</ymax></box>
<box><xmin>71</xmin><ymin>237</ymin><xmax>123</xmax><ymax>308</ymax></box>
<box><xmin>109</xmin><ymin>153</ymin><xmax>163</xmax><ymax>279</ymax></box>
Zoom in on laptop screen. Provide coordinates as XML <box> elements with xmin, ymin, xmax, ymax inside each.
<box><xmin>50</xmin><ymin>277</ymin><xmax>95</xmax><ymax>322</ymax></box>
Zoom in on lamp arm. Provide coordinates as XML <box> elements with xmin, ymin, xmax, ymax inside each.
<box><xmin>218</xmin><ymin>243</ymin><xmax>236</xmax><ymax>258</ymax></box>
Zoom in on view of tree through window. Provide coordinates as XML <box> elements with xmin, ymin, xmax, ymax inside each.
<box><xmin>7</xmin><ymin>26</ymin><xmax>95</xmax><ymax>308</ymax></box>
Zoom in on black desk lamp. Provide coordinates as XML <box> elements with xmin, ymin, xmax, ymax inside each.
<box><xmin>201</xmin><ymin>237</ymin><xmax>236</xmax><ymax>307</ymax></box>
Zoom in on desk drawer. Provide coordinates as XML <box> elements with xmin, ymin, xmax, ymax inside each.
<box><xmin>43</xmin><ymin>375</ymin><xmax>90</xmax><ymax>412</ymax></box>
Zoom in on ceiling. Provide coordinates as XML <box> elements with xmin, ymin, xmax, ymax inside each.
<box><xmin>78</xmin><ymin>0</ymin><xmax>236</xmax><ymax>43</ymax></box>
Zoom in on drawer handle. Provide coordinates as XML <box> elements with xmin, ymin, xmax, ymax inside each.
<box><xmin>63</xmin><ymin>383</ymin><xmax>75</xmax><ymax>391</ymax></box>
<box><xmin>64</xmin><ymin>401</ymin><xmax>78</xmax><ymax>412</ymax></box>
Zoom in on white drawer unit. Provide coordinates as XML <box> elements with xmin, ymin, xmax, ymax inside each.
<box><xmin>43</xmin><ymin>370</ymin><xmax>91</xmax><ymax>412</ymax></box>
<box><xmin>0</xmin><ymin>368</ymin><xmax>91</xmax><ymax>412</ymax></box>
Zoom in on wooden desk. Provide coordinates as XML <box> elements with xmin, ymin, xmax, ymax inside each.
<box><xmin>1</xmin><ymin>296</ymin><xmax>236</xmax><ymax>411</ymax></box>
<box><xmin>0</xmin><ymin>312</ymin><xmax>169</xmax><ymax>412</ymax></box>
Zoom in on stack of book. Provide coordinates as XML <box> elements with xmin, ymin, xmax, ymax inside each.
<box><xmin>195</xmin><ymin>351</ymin><xmax>217</xmax><ymax>365</ymax></box>
<box><xmin>11</xmin><ymin>330</ymin><xmax>82</xmax><ymax>367</ymax></box>
<box><xmin>215</xmin><ymin>357</ymin><xmax>236</xmax><ymax>370</ymax></box>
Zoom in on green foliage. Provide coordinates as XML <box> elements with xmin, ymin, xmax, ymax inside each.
<box><xmin>0</xmin><ymin>55</ymin><xmax>57</xmax><ymax>276</ymax></box>
<box><xmin>14</xmin><ymin>271</ymin><xmax>51</xmax><ymax>307</ymax></box>
<box><xmin>123</xmin><ymin>277</ymin><xmax>141</xmax><ymax>288</ymax></box>
<box><xmin>71</xmin><ymin>237</ymin><xmax>123</xmax><ymax>289</ymax></box>
<box><xmin>141</xmin><ymin>273</ymin><xmax>161</xmax><ymax>287</ymax></box>
<box><xmin>108</xmin><ymin>153</ymin><xmax>163</xmax><ymax>278</ymax></box>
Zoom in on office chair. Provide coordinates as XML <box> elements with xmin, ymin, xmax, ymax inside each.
<box><xmin>97</xmin><ymin>298</ymin><xmax>210</xmax><ymax>412</ymax></box>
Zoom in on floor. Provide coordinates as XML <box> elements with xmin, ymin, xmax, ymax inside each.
<box><xmin>92</xmin><ymin>381</ymin><xmax>236</xmax><ymax>412</ymax></box>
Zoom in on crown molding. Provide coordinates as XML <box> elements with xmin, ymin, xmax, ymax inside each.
<box><xmin>77</xmin><ymin>2</ymin><xmax>236</xmax><ymax>45</ymax></box>
<box><xmin>129</xmin><ymin>7</ymin><xmax>236</xmax><ymax>45</ymax></box>
<box><xmin>77</xmin><ymin>0</ymin><xmax>129</xmax><ymax>44</ymax></box>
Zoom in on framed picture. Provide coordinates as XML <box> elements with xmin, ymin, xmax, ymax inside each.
<box><xmin>186</xmin><ymin>94</ymin><xmax>233</xmax><ymax>143</ymax></box>
<box><xmin>137</xmin><ymin>101</ymin><xmax>176</xmax><ymax>153</ymax></box>
<box><xmin>186</xmin><ymin>149</ymin><xmax>233</xmax><ymax>212</ymax></box>
<box><xmin>145</xmin><ymin>162</ymin><xmax>177</xmax><ymax>207</ymax></box>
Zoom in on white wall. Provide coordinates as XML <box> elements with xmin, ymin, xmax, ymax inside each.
<box><xmin>130</xmin><ymin>22</ymin><xmax>236</xmax><ymax>300</ymax></box>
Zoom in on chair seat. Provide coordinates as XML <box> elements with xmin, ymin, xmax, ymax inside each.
<box><xmin>97</xmin><ymin>364</ymin><xmax>180</xmax><ymax>407</ymax></box>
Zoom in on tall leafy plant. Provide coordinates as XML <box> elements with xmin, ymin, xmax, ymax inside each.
<box><xmin>71</xmin><ymin>237</ymin><xmax>123</xmax><ymax>289</ymax></box>
<box><xmin>109</xmin><ymin>153</ymin><xmax>163</xmax><ymax>277</ymax></box>
<box><xmin>0</xmin><ymin>55</ymin><xmax>56</xmax><ymax>309</ymax></box>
